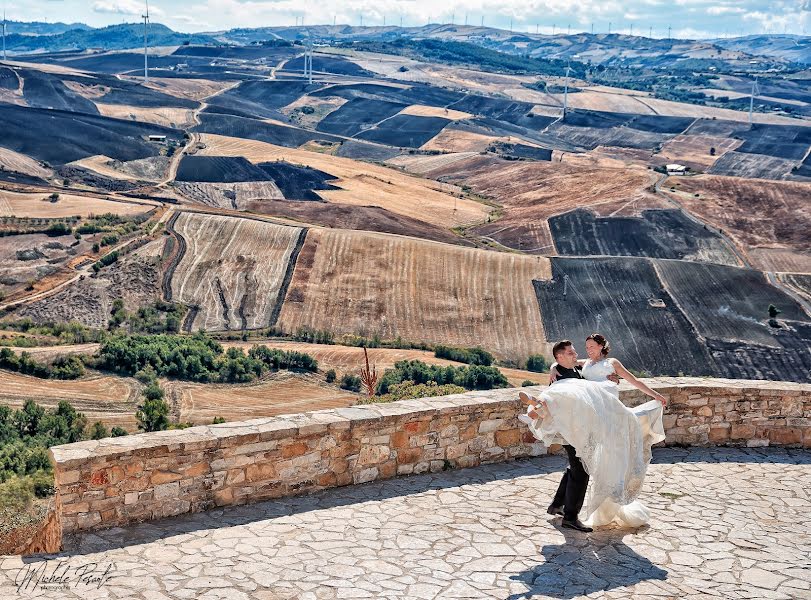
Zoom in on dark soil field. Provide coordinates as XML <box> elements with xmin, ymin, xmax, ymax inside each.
<box><xmin>706</xmin><ymin>334</ymin><xmax>811</xmax><ymax>383</ymax></box>
<box><xmin>282</xmin><ymin>55</ymin><xmax>375</xmax><ymax>77</ymax></box>
<box><xmin>0</xmin><ymin>104</ymin><xmax>183</xmax><ymax>165</ymax></box>
<box><xmin>734</xmin><ymin>124</ymin><xmax>811</xmax><ymax>161</ymax></box>
<box><xmin>447</xmin><ymin>95</ymin><xmax>533</xmax><ymax>124</ymax></box>
<box><xmin>781</xmin><ymin>274</ymin><xmax>811</xmax><ymax>304</ymax></box>
<box><xmin>655</xmin><ymin>260</ymin><xmax>809</xmax><ymax>346</ymax></box>
<box><xmin>245</xmin><ymin>200</ymin><xmax>470</xmax><ymax>246</ymax></box>
<box><xmin>193</xmin><ymin>113</ymin><xmax>342</xmax><ymax>148</ymax></box>
<box><xmin>257</xmin><ymin>161</ymin><xmax>340</xmax><ymax>200</ymax></box>
<box><xmin>549</xmin><ymin>208</ymin><xmax>738</xmax><ymax>264</ymax></box>
<box><xmin>546</xmin><ymin>122</ymin><xmax>672</xmax><ymax>151</ymax></box>
<box><xmin>0</xmin><ymin>67</ymin><xmax>19</xmax><ymax>90</ymax></box>
<box><xmin>316</xmin><ymin>97</ymin><xmax>406</xmax><ymax>137</ymax></box>
<box><xmin>627</xmin><ymin>114</ymin><xmax>695</xmax><ymax>134</ymax></box>
<box><xmin>172</xmin><ymin>45</ymin><xmax>297</xmax><ymax>61</ymax></box>
<box><xmin>44</xmin><ymin>52</ymin><xmax>190</xmax><ymax>74</ymax></box>
<box><xmin>311</xmin><ymin>83</ymin><xmax>465</xmax><ymax>108</ymax></box>
<box><xmin>492</xmin><ymin>143</ymin><xmax>553</xmax><ymax>161</ymax></box>
<box><xmin>708</xmin><ymin>151</ymin><xmax>796</xmax><ymax>180</ymax></box>
<box><xmin>684</xmin><ymin>119</ymin><xmax>749</xmax><ymax>137</ymax></box>
<box><xmin>533</xmin><ymin>256</ymin><xmax>714</xmax><ymax>376</ymax></box>
<box><xmin>18</xmin><ymin>69</ymin><xmax>99</xmax><ymax>114</ymax></box>
<box><xmin>562</xmin><ymin>110</ymin><xmax>634</xmax><ymax>129</ymax></box>
<box><xmin>175</xmin><ymin>155</ymin><xmax>274</xmax><ymax>183</ymax></box>
<box><xmin>203</xmin><ymin>80</ymin><xmax>317</xmax><ymax>119</ymax></box>
<box><xmin>356</xmin><ymin>114</ymin><xmax>452</xmax><ymax>148</ymax></box>
<box><xmin>335</xmin><ymin>140</ymin><xmax>401</xmax><ymax>161</ymax></box>
<box><xmin>794</xmin><ymin>152</ymin><xmax>811</xmax><ymax>179</ymax></box>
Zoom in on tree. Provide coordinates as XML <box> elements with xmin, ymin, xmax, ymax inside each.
<box><xmin>49</xmin><ymin>193</ymin><xmax>60</xmax><ymax>203</ymax></box>
<box><xmin>340</xmin><ymin>374</ymin><xmax>362</xmax><ymax>392</ymax></box>
<box><xmin>325</xmin><ymin>369</ymin><xmax>336</xmax><ymax>383</ymax></box>
<box><xmin>768</xmin><ymin>304</ymin><xmax>781</xmax><ymax>319</ymax></box>
<box><xmin>135</xmin><ymin>383</ymin><xmax>170</xmax><ymax>432</ymax></box>
<box><xmin>90</xmin><ymin>421</ymin><xmax>109</xmax><ymax>440</ymax></box>
<box><xmin>525</xmin><ymin>354</ymin><xmax>549</xmax><ymax>373</ymax></box>
<box><xmin>709</xmin><ymin>147</ymin><xmax>716</xmax><ymax>156</ymax></box>
<box><xmin>110</xmin><ymin>427</ymin><xmax>128</xmax><ymax>437</ymax></box>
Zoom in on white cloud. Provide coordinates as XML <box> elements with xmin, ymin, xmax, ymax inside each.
<box><xmin>93</xmin><ymin>0</ymin><xmax>164</xmax><ymax>17</ymax></box>
<box><xmin>707</xmin><ymin>6</ymin><xmax>746</xmax><ymax>15</ymax></box>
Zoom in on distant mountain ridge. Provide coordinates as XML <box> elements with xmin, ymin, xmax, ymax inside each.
<box><xmin>5</xmin><ymin>20</ymin><xmax>92</xmax><ymax>36</ymax></box>
<box><xmin>4</xmin><ymin>21</ymin><xmax>810</xmax><ymax>66</ymax></box>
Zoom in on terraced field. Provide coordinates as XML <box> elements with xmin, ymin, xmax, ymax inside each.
<box><xmin>173</xmin><ymin>181</ymin><xmax>284</xmax><ymax>209</ymax></box>
<box><xmin>0</xmin><ymin>370</ymin><xmax>140</xmax><ymax>430</ymax></box>
<box><xmin>197</xmin><ymin>133</ymin><xmax>490</xmax><ymax>228</ymax></box>
<box><xmin>169</xmin><ymin>212</ymin><xmax>305</xmax><ymax>331</ymax></box>
<box><xmin>277</xmin><ymin>229</ymin><xmax>552</xmax><ymax>362</ymax></box>
<box><xmin>0</xmin><ymin>190</ymin><xmax>154</xmax><ymax>218</ymax></box>
<box><xmin>655</xmin><ymin>134</ymin><xmax>742</xmax><ymax>171</ymax></box>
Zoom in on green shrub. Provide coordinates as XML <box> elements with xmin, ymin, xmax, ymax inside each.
<box><xmin>521</xmin><ymin>380</ymin><xmax>538</xmax><ymax>387</ymax></box>
<box><xmin>434</xmin><ymin>345</ymin><xmax>494</xmax><ymax>366</ymax></box>
<box><xmin>357</xmin><ymin>380</ymin><xmax>465</xmax><ymax>404</ymax></box>
<box><xmin>110</xmin><ymin>426</ymin><xmax>128</xmax><ymax>437</ymax></box>
<box><xmin>325</xmin><ymin>369</ymin><xmax>336</xmax><ymax>383</ymax></box>
<box><xmin>376</xmin><ymin>360</ymin><xmax>508</xmax><ymax>394</ymax></box>
<box><xmin>525</xmin><ymin>354</ymin><xmax>549</xmax><ymax>373</ymax></box>
<box><xmin>212</xmin><ymin>416</ymin><xmax>226</xmax><ymax>424</ymax></box>
<box><xmin>339</xmin><ymin>374</ymin><xmax>361</xmax><ymax>392</ymax></box>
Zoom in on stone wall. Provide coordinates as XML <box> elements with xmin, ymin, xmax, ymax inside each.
<box><xmin>50</xmin><ymin>378</ymin><xmax>811</xmax><ymax>539</ymax></box>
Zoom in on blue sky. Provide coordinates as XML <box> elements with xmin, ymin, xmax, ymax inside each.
<box><xmin>8</xmin><ymin>0</ymin><xmax>811</xmax><ymax>38</ymax></box>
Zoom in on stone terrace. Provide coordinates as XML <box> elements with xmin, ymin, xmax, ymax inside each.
<box><xmin>2</xmin><ymin>447</ymin><xmax>810</xmax><ymax>600</ymax></box>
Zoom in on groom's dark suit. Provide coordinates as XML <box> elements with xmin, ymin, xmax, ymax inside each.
<box><xmin>551</xmin><ymin>365</ymin><xmax>589</xmax><ymax>521</ymax></box>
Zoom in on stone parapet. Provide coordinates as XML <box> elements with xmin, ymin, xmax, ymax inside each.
<box><xmin>49</xmin><ymin>377</ymin><xmax>811</xmax><ymax>537</ymax></box>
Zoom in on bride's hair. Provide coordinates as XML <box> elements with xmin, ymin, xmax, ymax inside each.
<box><xmin>586</xmin><ymin>333</ymin><xmax>610</xmax><ymax>356</ymax></box>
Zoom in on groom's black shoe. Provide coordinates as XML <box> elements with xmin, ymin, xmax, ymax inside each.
<box><xmin>561</xmin><ymin>518</ymin><xmax>593</xmax><ymax>533</ymax></box>
<box><xmin>547</xmin><ymin>504</ymin><xmax>563</xmax><ymax>516</ymax></box>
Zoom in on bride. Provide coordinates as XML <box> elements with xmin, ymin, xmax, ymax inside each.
<box><xmin>520</xmin><ymin>334</ymin><xmax>667</xmax><ymax>529</ymax></box>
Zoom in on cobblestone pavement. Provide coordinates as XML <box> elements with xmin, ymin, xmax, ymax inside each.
<box><xmin>2</xmin><ymin>447</ymin><xmax>810</xmax><ymax>600</ymax></box>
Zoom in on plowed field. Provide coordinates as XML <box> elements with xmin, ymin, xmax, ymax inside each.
<box><xmin>0</xmin><ymin>190</ymin><xmax>152</xmax><ymax>218</ymax></box>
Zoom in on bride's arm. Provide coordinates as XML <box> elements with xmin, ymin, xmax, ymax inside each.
<box><xmin>610</xmin><ymin>359</ymin><xmax>668</xmax><ymax>406</ymax></box>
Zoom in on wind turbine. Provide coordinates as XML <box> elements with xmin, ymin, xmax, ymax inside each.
<box><xmin>142</xmin><ymin>0</ymin><xmax>149</xmax><ymax>82</ymax></box>
<box><xmin>2</xmin><ymin>7</ymin><xmax>6</xmax><ymax>62</ymax></box>
<box><xmin>748</xmin><ymin>76</ymin><xmax>760</xmax><ymax>127</ymax></box>
<box><xmin>562</xmin><ymin>60</ymin><xmax>572</xmax><ymax>120</ymax></box>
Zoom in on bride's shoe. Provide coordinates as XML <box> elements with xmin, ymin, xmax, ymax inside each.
<box><xmin>518</xmin><ymin>391</ymin><xmax>539</xmax><ymax>407</ymax></box>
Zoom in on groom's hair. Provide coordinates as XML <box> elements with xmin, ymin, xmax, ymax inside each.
<box><xmin>552</xmin><ymin>340</ymin><xmax>573</xmax><ymax>358</ymax></box>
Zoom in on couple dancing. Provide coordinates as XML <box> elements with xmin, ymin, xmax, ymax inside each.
<box><xmin>519</xmin><ymin>334</ymin><xmax>667</xmax><ymax>533</ymax></box>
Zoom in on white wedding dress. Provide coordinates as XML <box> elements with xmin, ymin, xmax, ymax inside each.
<box><xmin>520</xmin><ymin>361</ymin><xmax>666</xmax><ymax>528</ymax></box>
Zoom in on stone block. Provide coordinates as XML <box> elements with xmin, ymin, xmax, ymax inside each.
<box><xmin>154</xmin><ymin>481</ymin><xmax>180</xmax><ymax>500</ymax></box>
<box><xmin>354</xmin><ymin>467</ymin><xmax>378</xmax><ymax>484</ymax></box>
<box><xmin>396</xmin><ymin>448</ymin><xmax>423</xmax><ymax>464</ymax></box>
<box><xmin>390</xmin><ymin>431</ymin><xmax>409</xmax><ymax>449</ymax></box>
<box><xmin>403</xmin><ymin>420</ymin><xmax>430</xmax><ymax>434</ymax></box>
<box><xmin>357</xmin><ymin>445</ymin><xmax>391</xmax><ymax>466</ymax></box>
<box><xmin>730</xmin><ymin>424</ymin><xmax>756</xmax><ymax>439</ymax></box>
<box><xmin>57</xmin><ymin>470</ymin><xmax>82</xmax><ymax>486</ymax></box>
<box><xmin>124</xmin><ymin>492</ymin><xmax>138</xmax><ymax>505</ymax></box>
<box><xmin>709</xmin><ymin>427</ymin><xmax>730</xmax><ymax>443</ymax></box>
<box><xmin>746</xmin><ymin>438</ymin><xmax>769</xmax><ymax>448</ymax></box>
<box><xmin>478</xmin><ymin>419</ymin><xmax>504</xmax><ymax>433</ymax></box>
<box><xmin>767</xmin><ymin>428</ymin><xmax>802</xmax><ymax>445</ymax></box>
<box><xmin>282</xmin><ymin>441</ymin><xmax>310</xmax><ymax>458</ymax></box>
<box><xmin>495</xmin><ymin>429</ymin><xmax>521</xmax><ymax>447</ymax></box>
<box><xmin>214</xmin><ymin>488</ymin><xmax>233</xmax><ymax>506</ymax></box>
<box><xmin>245</xmin><ymin>462</ymin><xmax>277</xmax><ymax>482</ymax></box>
<box><xmin>150</xmin><ymin>470</ymin><xmax>182</xmax><ymax>485</ymax></box>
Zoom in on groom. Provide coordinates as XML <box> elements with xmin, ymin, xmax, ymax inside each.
<box><xmin>531</xmin><ymin>340</ymin><xmax>593</xmax><ymax>533</ymax></box>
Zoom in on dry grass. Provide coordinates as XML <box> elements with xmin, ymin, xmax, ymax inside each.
<box><xmin>0</xmin><ymin>370</ymin><xmax>139</xmax><ymax>430</ymax></box>
<box><xmin>663</xmin><ymin>175</ymin><xmax>811</xmax><ymax>253</ymax></box>
<box><xmin>656</xmin><ymin>135</ymin><xmax>743</xmax><ymax>171</ymax></box>
<box><xmin>171</xmin><ymin>212</ymin><xmax>303</xmax><ymax>331</ymax></box>
<box><xmin>385</xmin><ymin>152</ymin><xmax>480</xmax><ymax>175</ymax></box>
<box><xmin>399</xmin><ymin>104</ymin><xmax>472</xmax><ymax>120</ymax></box>
<box><xmin>222</xmin><ymin>340</ymin><xmax>549</xmax><ymax>387</ymax></box>
<box><xmin>143</xmin><ymin>77</ymin><xmax>239</xmax><ymax>101</ymax></box>
<box><xmin>421</xmin><ymin>129</ymin><xmax>504</xmax><ymax>153</ymax></box>
<box><xmin>0</xmin><ymin>189</ymin><xmax>152</xmax><ymax>218</ymax></box>
<box><xmin>281</xmin><ymin>95</ymin><xmax>347</xmax><ymax>129</ymax></box>
<box><xmin>171</xmin><ymin>373</ymin><xmax>357</xmax><ymax>425</ymax></box>
<box><xmin>197</xmin><ymin>133</ymin><xmax>491</xmax><ymax>228</ymax></box>
<box><xmin>278</xmin><ymin>228</ymin><xmax>552</xmax><ymax>363</ymax></box>
<box><xmin>95</xmin><ymin>104</ymin><xmax>196</xmax><ymax>128</ymax></box>
<box><xmin>63</xmin><ymin>80</ymin><xmax>110</xmax><ymax>99</ymax></box>
<box><xmin>750</xmin><ymin>249</ymin><xmax>811</xmax><ymax>274</ymax></box>
<box><xmin>67</xmin><ymin>155</ymin><xmax>140</xmax><ymax>180</ymax></box>
<box><xmin>174</xmin><ymin>181</ymin><xmax>284</xmax><ymax>208</ymax></box>
<box><xmin>0</xmin><ymin>148</ymin><xmax>53</xmax><ymax>179</ymax></box>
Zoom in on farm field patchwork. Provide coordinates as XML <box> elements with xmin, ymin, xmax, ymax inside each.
<box><xmin>355</xmin><ymin>114</ymin><xmax>453</xmax><ymax>148</ymax></box>
<box><xmin>315</xmin><ymin>97</ymin><xmax>407</xmax><ymax>137</ymax></box>
<box><xmin>277</xmin><ymin>228</ymin><xmax>553</xmax><ymax>363</ymax></box>
<box><xmin>707</xmin><ymin>151</ymin><xmax>796</xmax><ymax>180</ymax></box>
<box><xmin>196</xmin><ymin>133</ymin><xmax>490</xmax><ymax>228</ymax></box>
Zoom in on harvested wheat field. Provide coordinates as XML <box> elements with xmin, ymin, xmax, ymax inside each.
<box><xmin>221</xmin><ymin>340</ymin><xmax>548</xmax><ymax>387</ymax></box>
<box><xmin>385</xmin><ymin>152</ymin><xmax>480</xmax><ymax>176</ymax></box>
<box><xmin>144</xmin><ymin>77</ymin><xmax>239</xmax><ymax>101</ymax></box>
<box><xmin>421</xmin><ymin>128</ymin><xmax>504</xmax><ymax>153</ymax></box>
<box><xmin>95</xmin><ymin>104</ymin><xmax>196</xmax><ymax>128</ymax></box>
<box><xmin>0</xmin><ymin>370</ymin><xmax>140</xmax><ymax>430</ymax></box>
<box><xmin>655</xmin><ymin>135</ymin><xmax>742</xmax><ymax>171</ymax></box>
<box><xmin>425</xmin><ymin>154</ymin><xmax>667</xmax><ymax>252</ymax></box>
<box><xmin>750</xmin><ymin>249</ymin><xmax>811</xmax><ymax>274</ymax></box>
<box><xmin>170</xmin><ymin>373</ymin><xmax>357</xmax><ymax>425</ymax></box>
<box><xmin>277</xmin><ymin>229</ymin><xmax>552</xmax><ymax>362</ymax></box>
<box><xmin>169</xmin><ymin>212</ymin><xmax>304</xmax><ymax>331</ymax></box>
<box><xmin>663</xmin><ymin>175</ymin><xmax>811</xmax><ymax>253</ymax></box>
<box><xmin>174</xmin><ymin>181</ymin><xmax>283</xmax><ymax>209</ymax></box>
<box><xmin>399</xmin><ymin>104</ymin><xmax>472</xmax><ymax>120</ymax></box>
<box><xmin>0</xmin><ymin>147</ymin><xmax>53</xmax><ymax>179</ymax></box>
<box><xmin>67</xmin><ymin>154</ymin><xmax>140</xmax><ymax>180</ymax></box>
<box><xmin>197</xmin><ymin>133</ymin><xmax>490</xmax><ymax>228</ymax></box>
<box><xmin>6</xmin><ymin>343</ymin><xmax>100</xmax><ymax>360</ymax></box>
<box><xmin>0</xmin><ymin>189</ymin><xmax>153</xmax><ymax>218</ymax></box>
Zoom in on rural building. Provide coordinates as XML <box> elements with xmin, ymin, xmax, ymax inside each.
<box><xmin>666</xmin><ymin>163</ymin><xmax>688</xmax><ymax>175</ymax></box>
<box><xmin>148</xmin><ymin>134</ymin><xmax>167</xmax><ymax>143</ymax></box>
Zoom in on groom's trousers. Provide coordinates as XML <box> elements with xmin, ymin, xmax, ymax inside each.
<box><xmin>552</xmin><ymin>444</ymin><xmax>589</xmax><ymax>521</ymax></box>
